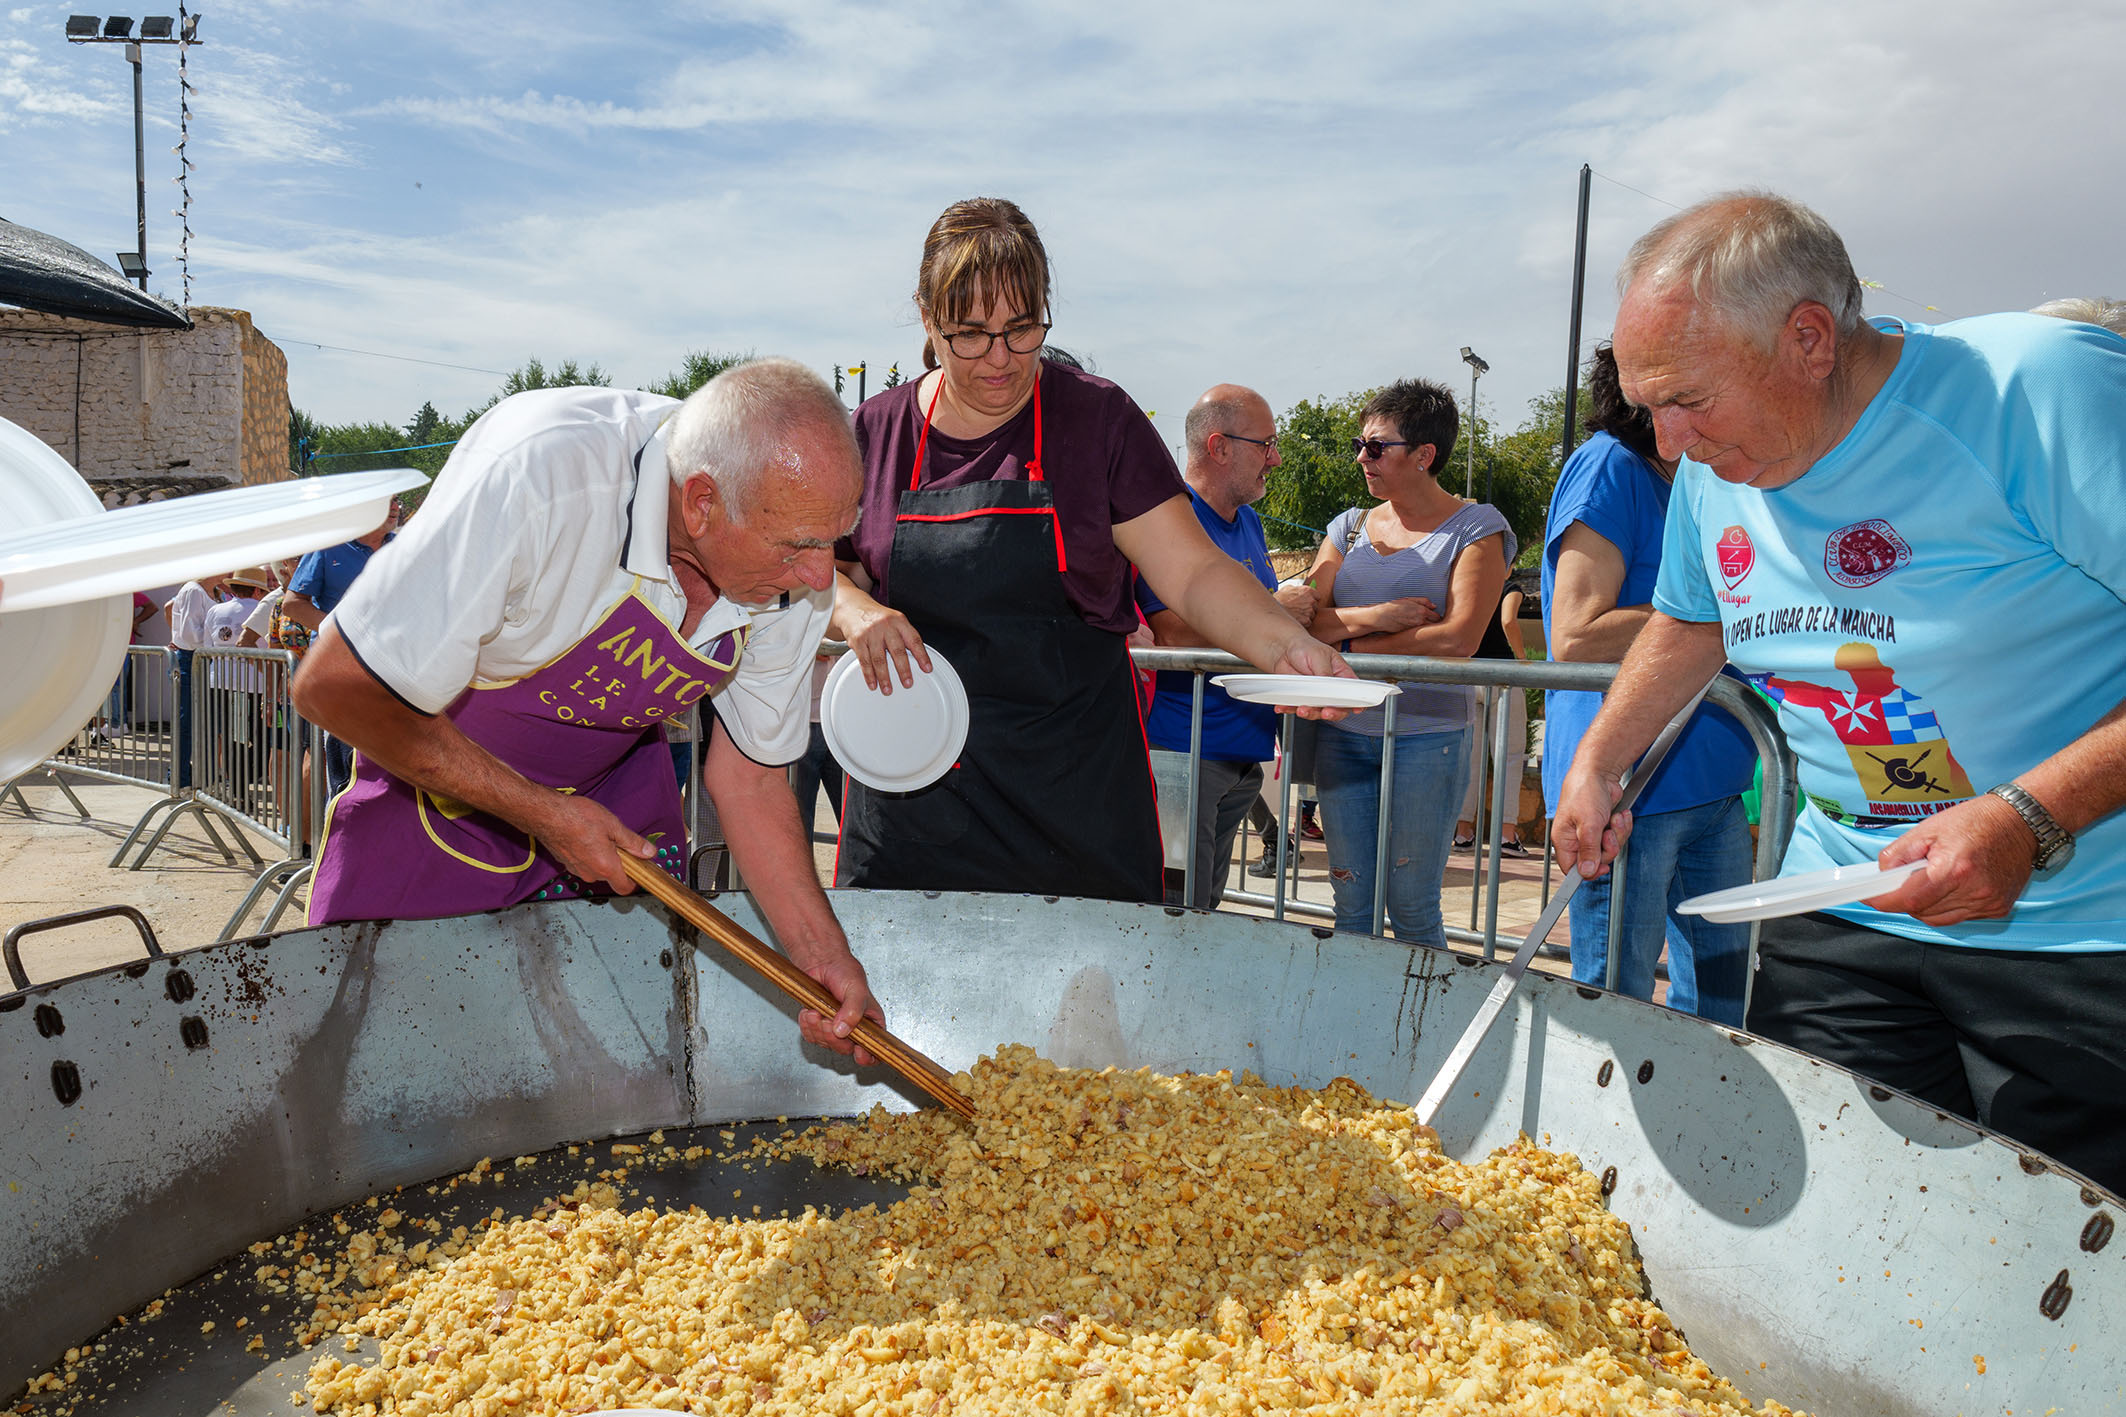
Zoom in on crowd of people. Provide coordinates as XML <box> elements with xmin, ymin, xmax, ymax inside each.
<box><xmin>70</xmin><ymin>190</ymin><xmax>2115</xmax><ymax>1193</ymax></box>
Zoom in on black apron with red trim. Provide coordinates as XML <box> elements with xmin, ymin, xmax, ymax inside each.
<box><xmin>835</xmin><ymin>378</ymin><xmax>1162</xmax><ymax>902</ymax></box>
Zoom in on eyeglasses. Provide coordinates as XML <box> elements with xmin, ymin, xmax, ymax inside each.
<box><xmin>1351</xmin><ymin>437</ymin><xmax>1413</xmax><ymax>460</ymax></box>
<box><xmin>938</xmin><ymin>321</ymin><xmax>1052</xmax><ymax>359</ymax></box>
<box><xmin>1221</xmin><ymin>432</ymin><xmax>1278</xmax><ymax>451</ymax></box>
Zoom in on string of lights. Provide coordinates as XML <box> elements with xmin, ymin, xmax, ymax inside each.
<box><xmin>174</xmin><ymin>2</ymin><xmax>195</xmax><ymax>311</ymax></box>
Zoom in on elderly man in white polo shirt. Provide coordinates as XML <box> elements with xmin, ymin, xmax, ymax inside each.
<box><xmin>293</xmin><ymin>358</ymin><xmax>878</xmax><ymax>1062</ymax></box>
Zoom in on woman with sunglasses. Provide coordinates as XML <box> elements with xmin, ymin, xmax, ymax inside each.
<box><xmin>1301</xmin><ymin>379</ymin><xmax>1515</xmax><ymax>944</ymax></box>
<box><xmin>829</xmin><ymin>197</ymin><xmax>1352</xmax><ymax>901</ymax></box>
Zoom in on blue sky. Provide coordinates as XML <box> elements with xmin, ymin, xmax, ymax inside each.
<box><xmin>5</xmin><ymin>1</ymin><xmax>2121</xmax><ymax>454</ymax></box>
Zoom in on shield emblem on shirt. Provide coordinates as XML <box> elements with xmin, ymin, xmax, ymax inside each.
<box><xmin>1717</xmin><ymin>525</ymin><xmax>1755</xmax><ymax>588</ymax></box>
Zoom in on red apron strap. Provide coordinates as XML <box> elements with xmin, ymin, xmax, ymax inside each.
<box><xmin>908</xmin><ymin>374</ymin><xmax>946</xmax><ymax>493</ymax></box>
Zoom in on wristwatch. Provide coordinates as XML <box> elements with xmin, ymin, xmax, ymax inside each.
<box><xmin>1986</xmin><ymin>782</ymin><xmax>2075</xmax><ymax>871</ymax></box>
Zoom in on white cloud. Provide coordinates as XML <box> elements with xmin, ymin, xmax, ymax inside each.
<box><xmin>10</xmin><ymin>0</ymin><xmax>2121</xmax><ymax>444</ymax></box>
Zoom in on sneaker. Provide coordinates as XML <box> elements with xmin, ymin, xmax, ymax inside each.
<box><xmin>1298</xmin><ymin>808</ymin><xmax>1323</xmax><ymax>841</ymax></box>
<box><xmin>1499</xmin><ymin>838</ymin><xmax>1532</xmax><ymax>859</ymax></box>
<box><xmin>1247</xmin><ymin>853</ymin><xmax>1276</xmax><ymax>879</ymax></box>
<box><xmin>1451</xmin><ymin>834</ymin><xmax>1475</xmax><ymax>852</ymax></box>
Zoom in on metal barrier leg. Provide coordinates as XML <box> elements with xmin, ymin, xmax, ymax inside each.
<box><xmin>1469</xmin><ymin>688</ymin><xmax>1494</xmax><ymax>933</ymax></box>
<box><xmin>1603</xmin><ymin>833</ymin><xmax>1631</xmax><ymax>992</ymax></box>
<box><xmin>130</xmin><ymin>800</ymin><xmax>241</xmax><ymax>869</ymax></box>
<box><xmin>1369</xmin><ymin>696</ymin><xmax>1398</xmax><ymax>938</ymax></box>
<box><xmin>1480</xmin><ymin>689</ymin><xmax>1512</xmax><ymax>958</ymax></box>
<box><xmin>110</xmin><ymin>794</ymin><xmax>184</xmax><ymax>867</ymax></box>
<box><xmin>54</xmin><ymin>775</ymin><xmax>90</xmax><ymax>819</ymax></box>
<box><xmin>3</xmin><ymin>775</ymin><xmax>90</xmax><ymax>820</ymax></box>
<box><xmin>219</xmin><ymin>859</ymin><xmax>307</xmax><ymax>941</ymax></box>
<box><xmin>257</xmin><ymin>863</ymin><xmax>314</xmax><ymax>935</ymax></box>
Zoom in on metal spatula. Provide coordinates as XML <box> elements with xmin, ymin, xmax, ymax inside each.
<box><xmin>1413</xmin><ymin>669</ymin><xmax>1722</xmax><ymax>1127</ymax></box>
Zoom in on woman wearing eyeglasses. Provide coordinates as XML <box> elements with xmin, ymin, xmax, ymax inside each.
<box><xmin>828</xmin><ymin>196</ymin><xmax>1351</xmax><ymax>900</ymax></box>
<box><xmin>1302</xmin><ymin>379</ymin><xmax>1515</xmax><ymax>945</ymax></box>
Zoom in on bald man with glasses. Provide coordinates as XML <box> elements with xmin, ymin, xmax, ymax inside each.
<box><xmin>1135</xmin><ymin>384</ymin><xmax>1317</xmax><ymax>908</ymax></box>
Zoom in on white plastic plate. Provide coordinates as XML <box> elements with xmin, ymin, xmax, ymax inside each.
<box><xmin>0</xmin><ymin>465</ymin><xmax>427</xmax><ymax>611</ymax></box>
<box><xmin>1676</xmin><ymin>860</ymin><xmax>1927</xmax><ymax>924</ymax></box>
<box><xmin>1210</xmin><ymin>673</ymin><xmax>1400</xmax><ymax>709</ymax></box>
<box><xmin>0</xmin><ymin>417</ymin><xmax>126</xmax><ymax>780</ymax></box>
<box><xmin>819</xmin><ymin>649</ymin><xmax>970</xmax><ymax>793</ymax></box>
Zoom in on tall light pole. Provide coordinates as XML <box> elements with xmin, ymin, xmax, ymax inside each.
<box><xmin>64</xmin><ymin>13</ymin><xmax>202</xmax><ymax>291</ymax></box>
<box><xmin>1459</xmin><ymin>346</ymin><xmax>1489</xmax><ymax>500</ymax></box>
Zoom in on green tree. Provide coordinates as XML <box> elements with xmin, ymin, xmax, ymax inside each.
<box><xmin>1256</xmin><ymin>385</ymin><xmax>1587</xmax><ymax>564</ymax></box>
<box><xmin>497</xmin><ymin>356</ymin><xmax>610</xmax><ymax>398</ymax></box>
<box><xmin>405</xmin><ymin>400</ymin><xmax>446</xmax><ymax>446</ymax></box>
<box><xmin>645</xmin><ymin>349</ymin><xmax>753</xmax><ymax>400</ymax></box>
<box><xmin>1255</xmin><ymin>391</ymin><xmax>1374</xmax><ymax>552</ymax></box>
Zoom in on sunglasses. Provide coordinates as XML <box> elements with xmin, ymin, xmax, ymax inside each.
<box><xmin>1351</xmin><ymin>437</ymin><xmax>1413</xmax><ymax>460</ymax></box>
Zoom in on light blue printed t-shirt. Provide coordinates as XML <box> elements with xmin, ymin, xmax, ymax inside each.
<box><xmin>1653</xmin><ymin>313</ymin><xmax>2126</xmax><ymax>952</ymax></box>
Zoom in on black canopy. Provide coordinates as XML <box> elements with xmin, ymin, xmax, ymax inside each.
<box><xmin>0</xmin><ymin>217</ymin><xmax>190</xmax><ymax>329</ymax></box>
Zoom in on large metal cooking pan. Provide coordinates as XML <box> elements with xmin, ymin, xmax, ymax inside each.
<box><xmin>2</xmin><ymin>892</ymin><xmax>2115</xmax><ymax>1414</ymax></box>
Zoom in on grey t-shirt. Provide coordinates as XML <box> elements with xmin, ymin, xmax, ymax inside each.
<box><xmin>1324</xmin><ymin>501</ymin><xmax>1516</xmax><ymax>736</ymax></box>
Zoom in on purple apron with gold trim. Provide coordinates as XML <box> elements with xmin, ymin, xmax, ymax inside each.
<box><xmin>308</xmin><ymin>588</ymin><xmax>745</xmax><ymax>924</ymax></box>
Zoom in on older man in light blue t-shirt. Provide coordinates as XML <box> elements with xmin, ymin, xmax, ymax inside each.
<box><xmin>1553</xmin><ymin>190</ymin><xmax>2126</xmax><ymax>1195</ymax></box>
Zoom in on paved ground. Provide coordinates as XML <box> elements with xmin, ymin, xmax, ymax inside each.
<box><xmin>2</xmin><ymin>766</ymin><xmax>1593</xmax><ymax>994</ymax></box>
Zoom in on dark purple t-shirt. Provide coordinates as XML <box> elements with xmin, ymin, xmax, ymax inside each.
<box><xmin>837</xmin><ymin>363</ymin><xmax>1186</xmax><ymax>635</ymax></box>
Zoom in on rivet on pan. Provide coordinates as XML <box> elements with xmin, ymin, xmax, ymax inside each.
<box><xmin>1310</xmin><ymin>927</ymin><xmax>1334</xmax><ymax>941</ymax></box>
<box><xmin>180</xmin><ymin>1016</ymin><xmax>210</xmax><ymax>1050</ymax></box>
<box><xmin>33</xmin><ymin>1004</ymin><xmax>63</xmax><ymax>1038</ymax></box>
<box><xmin>1575</xmin><ymin>986</ymin><xmax>1600</xmax><ymax>1001</ymax></box>
<box><xmin>123</xmin><ymin>961</ymin><xmax>151</xmax><ymax>980</ymax></box>
<box><xmin>2080</xmin><ymin>1212</ymin><xmax>2113</xmax><ymax>1254</ymax></box>
<box><xmin>0</xmin><ymin>996</ymin><xmax>21</xmax><ymax>1013</ymax></box>
<box><xmin>1869</xmin><ymin>1086</ymin><xmax>1892</xmax><ymax>1102</ymax></box>
<box><xmin>2039</xmin><ymin>1269</ymin><xmax>2073</xmax><ymax>1320</ymax></box>
<box><xmin>2083</xmin><ymin>1187</ymin><xmax>2105</xmax><ymax>1207</ymax></box>
<box><xmin>165</xmin><ymin>969</ymin><xmax>195</xmax><ymax>1004</ymax></box>
<box><xmin>659</xmin><ymin>950</ymin><xmax>674</xmax><ymax>969</ymax></box>
<box><xmin>1044</xmin><ymin>896</ymin><xmax>1060</xmax><ymax>904</ymax></box>
<box><xmin>51</xmin><ymin>1060</ymin><xmax>82</xmax><ymax>1107</ymax></box>
<box><xmin>922</xmin><ymin>891</ymin><xmax>941</xmax><ymax>901</ymax></box>
<box><xmin>2020</xmin><ymin>1154</ymin><xmax>2048</xmax><ymax>1177</ymax></box>
<box><xmin>1163</xmin><ymin>907</ymin><xmax>1185</xmax><ymax>918</ymax></box>
<box><xmin>1596</xmin><ymin>1061</ymin><xmax>1614</xmax><ymax>1088</ymax></box>
<box><xmin>1635</xmin><ymin>1060</ymin><xmax>1654</xmax><ymax>1085</ymax></box>
<box><xmin>1600</xmin><ymin>1166</ymin><xmax>1617</xmax><ymax>1197</ymax></box>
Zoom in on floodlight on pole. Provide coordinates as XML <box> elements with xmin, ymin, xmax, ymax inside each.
<box><xmin>1459</xmin><ymin>346</ymin><xmax>1489</xmax><ymax>499</ymax></box>
<box><xmin>62</xmin><ymin>13</ymin><xmax>199</xmax><ymax>293</ymax></box>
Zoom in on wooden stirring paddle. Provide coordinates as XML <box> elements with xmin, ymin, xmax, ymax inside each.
<box><xmin>617</xmin><ymin>854</ymin><xmax>976</xmax><ymax>1118</ymax></box>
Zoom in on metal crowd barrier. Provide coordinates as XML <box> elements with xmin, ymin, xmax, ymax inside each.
<box><xmin>1127</xmin><ymin>648</ymin><xmax>1795</xmax><ymax>983</ymax></box>
<box><xmin>0</xmin><ymin>645</ymin><xmax>179</xmax><ymax>826</ymax></box>
<box><xmin>103</xmin><ymin>644</ymin><xmax>327</xmax><ymax>940</ymax></box>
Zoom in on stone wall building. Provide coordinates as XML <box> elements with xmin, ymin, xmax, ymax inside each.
<box><xmin>0</xmin><ymin>306</ymin><xmax>290</xmax><ymax>505</ymax></box>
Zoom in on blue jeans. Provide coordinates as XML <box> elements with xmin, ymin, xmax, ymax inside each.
<box><xmin>173</xmin><ymin>649</ymin><xmax>195</xmax><ymax>787</ymax></box>
<box><xmin>1315</xmin><ymin>723</ymin><xmax>1469</xmax><ymax>946</ymax></box>
<box><xmin>1568</xmin><ymin>794</ymin><xmax>1753</xmax><ymax>1026</ymax></box>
